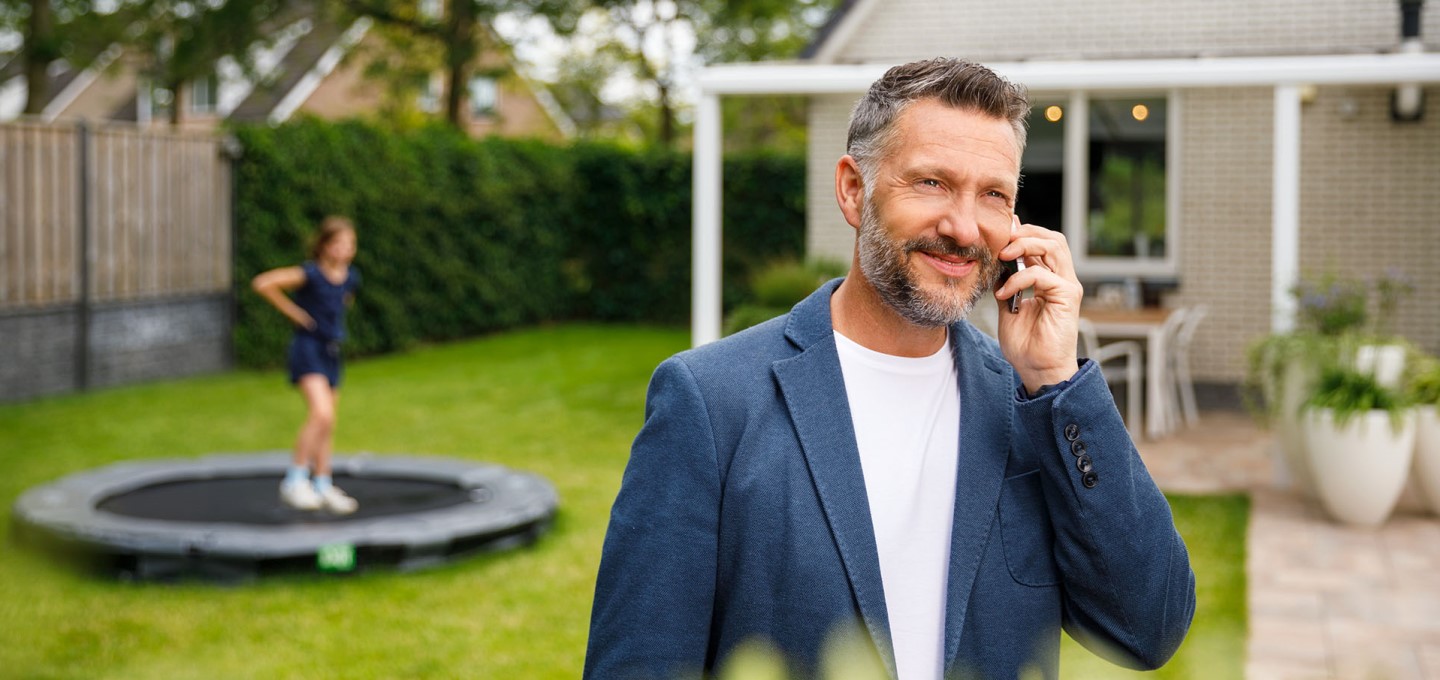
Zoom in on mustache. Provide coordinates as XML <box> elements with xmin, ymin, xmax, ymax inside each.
<box><xmin>901</xmin><ymin>238</ymin><xmax>996</xmax><ymax>265</ymax></box>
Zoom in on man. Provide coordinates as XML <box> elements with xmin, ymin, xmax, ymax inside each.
<box><xmin>585</xmin><ymin>58</ymin><xmax>1195</xmax><ymax>680</ymax></box>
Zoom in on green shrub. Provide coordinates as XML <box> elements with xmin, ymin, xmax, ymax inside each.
<box><xmin>723</xmin><ymin>258</ymin><xmax>849</xmax><ymax>336</ymax></box>
<box><xmin>1408</xmin><ymin>359</ymin><xmax>1440</xmax><ymax>407</ymax></box>
<box><xmin>231</xmin><ymin>119</ymin><xmax>805</xmax><ymax>367</ymax></box>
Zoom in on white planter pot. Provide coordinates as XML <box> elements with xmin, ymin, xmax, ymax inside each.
<box><xmin>1354</xmin><ymin>344</ymin><xmax>1406</xmax><ymax>390</ymax></box>
<box><xmin>1413</xmin><ymin>405</ymin><xmax>1440</xmax><ymax>515</ymax></box>
<box><xmin>1303</xmin><ymin>408</ymin><xmax>1417</xmax><ymax>527</ymax></box>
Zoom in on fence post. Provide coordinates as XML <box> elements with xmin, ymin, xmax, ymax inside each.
<box><xmin>223</xmin><ymin>134</ymin><xmax>242</xmax><ymax>371</ymax></box>
<box><xmin>75</xmin><ymin>121</ymin><xmax>91</xmax><ymax>391</ymax></box>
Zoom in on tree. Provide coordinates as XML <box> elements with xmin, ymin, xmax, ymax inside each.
<box><xmin>339</xmin><ymin>0</ymin><xmax>523</xmax><ymax>129</ymax></box>
<box><xmin>128</xmin><ymin>0</ymin><xmax>294</xmax><ymax>125</ymax></box>
<box><xmin>531</xmin><ymin>0</ymin><xmax>837</xmax><ymax>149</ymax></box>
<box><xmin>2</xmin><ymin>0</ymin><xmax>140</xmax><ymax>116</ymax></box>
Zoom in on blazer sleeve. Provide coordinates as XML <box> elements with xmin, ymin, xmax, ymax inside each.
<box><xmin>584</xmin><ymin>356</ymin><xmax>722</xmax><ymax>680</ymax></box>
<box><xmin>1014</xmin><ymin>359</ymin><xmax>1197</xmax><ymax>670</ymax></box>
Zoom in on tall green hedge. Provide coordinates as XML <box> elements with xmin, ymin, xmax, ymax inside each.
<box><xmin>233</xmin><ymin>119</ymin><xmax>805</xmax><ymax>368</ymax></box>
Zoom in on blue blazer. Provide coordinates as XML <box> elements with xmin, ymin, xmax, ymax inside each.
<box><xmin>586</xmin><ymin>279</ymin><xmax>1195</xmax><ymax>679</ymax></box>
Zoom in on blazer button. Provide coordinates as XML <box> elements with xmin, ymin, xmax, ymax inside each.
<box><xmin>1076</xmin><ymin>455</ymin><xmax>1093</xmax><ymax>474</ymax></box>
<box><xmin>1082</xmin><ymin>471</ymin><xmax>1099</xmax><ymax>488</ymax></box>
<box><xmin>1064</xmin><ymin>423</ymin><xmax>1080</xmax><ymax>441</ymax></box>
<box><xmin>1070</xmin><ymin>440</ymin><xmax>1087</xmax><ymax>457</ymax></box>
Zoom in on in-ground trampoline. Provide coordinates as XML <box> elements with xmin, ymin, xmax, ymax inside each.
<box><xmin>12</xmin><ymin>452</ymin><xmax>559</xmax><ymax>582</ymax></box>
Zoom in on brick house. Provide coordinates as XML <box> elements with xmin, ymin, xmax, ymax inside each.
<box><xmin>690</xmin><ymin>0</ymin><xmax>1440</xmax><ymax>393</ymax></box>
<box><xmin>0</xmin><ymin>6</ymin><xmax>572</xmax><ymax>140</ymax></box>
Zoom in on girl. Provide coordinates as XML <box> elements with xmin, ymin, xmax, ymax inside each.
<box><xmin>252</xmin><ymin>216</ymin><xmax>361</xmax><ymax>514</ymax></box>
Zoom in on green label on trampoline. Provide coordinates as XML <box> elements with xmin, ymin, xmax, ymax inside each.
<box><xmin>317</xmin><ymin>543</ymin><xmax>356</xmax><ymax>572</ymax></box>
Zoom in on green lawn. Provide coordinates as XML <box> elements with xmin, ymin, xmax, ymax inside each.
<box><xmin>0</xmin><ymin>324</ymin><xmax>1245</xmax><ymax>679</ymax></box>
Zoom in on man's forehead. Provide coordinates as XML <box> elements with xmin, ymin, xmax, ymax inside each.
<box><xmin>892</xmin><ymin>102</ymin><xmax>1021</xmax><ymax>175</ymax></box>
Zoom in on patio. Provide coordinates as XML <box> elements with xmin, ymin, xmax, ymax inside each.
<box><xmin>1140</xmin><ymin>411</ymin><xmax>1440</xmax><ymax>679</ymax></box>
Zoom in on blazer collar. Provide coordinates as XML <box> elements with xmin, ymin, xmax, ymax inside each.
<box><xmin>783</xmin><ymin>277</ymin><xmax>844</xmax><ymax>351</ymax></box>
<box><xmin>774</xmin><ymin>277</ymin><xmax>895</xmax><ymax>676</ymax></box>
<box><xmin>774</xmin><ymin>280</ymin><xmax>1016</xmax><ymax>678</ymax></box>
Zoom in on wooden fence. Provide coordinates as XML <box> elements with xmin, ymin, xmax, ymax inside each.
<box><xmin>1</xmin><ymin>120</ymin><xmax>234</xmax><ymax>400</ymax></box>
<box><xmin>0</xmin><ymin>120</ymin><xmax>232</xmax><ymax>310</ymax></box>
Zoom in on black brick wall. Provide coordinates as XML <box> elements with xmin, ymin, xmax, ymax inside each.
<box><xmin>0</xmin><ymin>294</ymin><xmax>231</xmax><ymax>403</ymax></box>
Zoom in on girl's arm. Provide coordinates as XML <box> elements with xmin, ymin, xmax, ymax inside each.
<box><xmin>251</xmin><ymin>266</ymin><xmax>316</xmax><ymax>331</ymax></box>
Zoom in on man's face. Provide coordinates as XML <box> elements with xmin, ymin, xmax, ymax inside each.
<box><xmin>855</xmin><ymin>99</ymin><xmax>1020</xmax><ymax>327</ymax></box>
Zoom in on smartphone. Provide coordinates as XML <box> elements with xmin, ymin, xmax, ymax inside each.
<box><xmin>996</xmin><ymin>258</ymin><xmax>1024</xmax><ymax>313</ymax></box>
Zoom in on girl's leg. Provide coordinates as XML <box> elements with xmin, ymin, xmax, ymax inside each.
<box><xmin>297</xmin><ymin>378</ymin><xmax>356</xmax><ymax>514</ymax></box>
<box><xmin>312</xmin><ymin>390</ymin><xmax>340</xmax><ymax>478</ymax></box>
<box><xmin>294</xmin><ymin>374</ymin><xmax>337</xmax><ymax>471</ymax></box>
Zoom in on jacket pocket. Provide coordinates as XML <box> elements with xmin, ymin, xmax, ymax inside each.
<box><xmin>998</xmin><ymin>469</ymin><xmax>1060</xmax><ymax>587</ymax></box>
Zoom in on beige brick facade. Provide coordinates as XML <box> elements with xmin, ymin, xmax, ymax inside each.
<box><xmin>1297</xmin><ymin>84</ymin><xmax>1440</xmax><ymax>360</ymax></box>
<box><xmin>1168</xmin><ymin>88</ymin><xmax>1275</xmax><ymax>383</ymax></box>
<box><xmin>806</xmin><ymin>94</ymin><xmax>859</xmax><ymax>267</ymax></box>
<box><xmin>803</xmin><ymin>0</ymin><xmax>1440</xmax><ymax>383</ymax></box>
<box><xmin>822</xmin><ymin>0</ymin><xmax>1438</xmax><ymax>62</ymax></box>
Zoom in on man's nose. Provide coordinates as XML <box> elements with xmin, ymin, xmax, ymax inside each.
<box><xmin>936</xmin><ymin>197</ymin><xmax>982</xmax><ymax>246</ymax></box>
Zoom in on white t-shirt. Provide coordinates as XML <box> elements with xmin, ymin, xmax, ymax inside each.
<box><xmin>834</xmin><ymin>330</ymin><xmax>961</xmax><ymax>680</ymax></box>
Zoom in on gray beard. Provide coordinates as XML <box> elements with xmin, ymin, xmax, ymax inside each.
<box><xmin>855</xmin><ymin>200</ymin><xmax>1002</xmax><ymax>328</ymax></box>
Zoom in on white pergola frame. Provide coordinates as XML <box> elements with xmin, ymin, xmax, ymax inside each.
<box><xmin>690</xmin><ymin>52</ymin><xmax>1440</xmax><ymax>347</ymax></box>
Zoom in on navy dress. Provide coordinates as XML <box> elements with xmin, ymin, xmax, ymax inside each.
<box><xmin>287</xmin><ymin>262</ymin><xmax>360</xmax><ymax>387</ymax></box>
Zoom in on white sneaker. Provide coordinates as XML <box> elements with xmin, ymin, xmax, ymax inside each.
<box><xmin>318</xmin><ymin>485</ymin><xmax>358</xmax><ymax>515</ymax></box>
<box><xmin>280</xmin><ymin>480</ymin><xmax>322</xmax><ymax>511</ymax></box>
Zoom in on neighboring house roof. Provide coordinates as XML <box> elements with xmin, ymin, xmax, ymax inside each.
<box><xmin>227</xmin><ymin>17</ymin><xmax>353</xmax><ymax>123</ymax></box>
<box><xmin>0</xmin><ymin>52</ymin><xmax>117</xmax><ymax>120</ymax></box>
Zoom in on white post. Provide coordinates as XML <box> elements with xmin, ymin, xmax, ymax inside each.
<box><xmin>1271</xmin><ymin>84</ymin><xmax>1302</xmax><ymax>333</ymax></box>
<box><xmin>1062</xmin><ymin>92</ymin><xmax>1088</xmax><ymax>268</ymax></box>
<box><xmin>691</xmin><ymin>92</ymin><xmax>723</xmax><ymax>347</ymax></box>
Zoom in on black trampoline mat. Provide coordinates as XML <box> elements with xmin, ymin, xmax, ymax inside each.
<box><xmin>96</xmin><ymin>475</ymin><xmax>477</xmax><ymax>525</ymax></box>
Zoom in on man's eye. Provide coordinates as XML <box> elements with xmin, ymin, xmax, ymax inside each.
<box><xmin>919</xmin><ymin>179</ymin><xmax>942</xmax><ymax>188</ymax></box>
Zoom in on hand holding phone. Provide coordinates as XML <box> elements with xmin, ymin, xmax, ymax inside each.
<box><xmin>995</xmin><ymin>216</ymin><xmax>1024</xmax><ymax>313</ymax></box>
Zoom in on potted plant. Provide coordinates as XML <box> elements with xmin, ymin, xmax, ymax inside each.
<box><xmin>1245</xmin><ymin>272</ymin><xmax>1366</xmax><ymax>496</ymax></box>
<box><xmin>1406</xmin><ymin>358</ymin><xmax>1440</xmax><ymax>515</ymax></box>
<box><xmin>1246</xmin><ymin>269</ymin><xmax>1419</xmax><ymax>500</ymax></box>
<box><xmin>1301</xmin><ymin>361</ymin><xmax>1417</xmax><ymax>526</ymax></box>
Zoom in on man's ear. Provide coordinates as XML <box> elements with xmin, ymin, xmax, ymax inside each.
<box><xmin>834</xmin><ymin>155</ymin><xmax>866</xmax><ymax>229</ymax></box>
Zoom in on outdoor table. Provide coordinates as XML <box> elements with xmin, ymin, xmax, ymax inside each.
<box><xmin>1080</xmin><ymin>306</ymin><xmax>1179</xmax><ymax>440</ymax></box>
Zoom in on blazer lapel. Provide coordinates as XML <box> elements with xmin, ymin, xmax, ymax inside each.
<box><xmin>943</xmin><ymin>323</ymin><xmax>1016</xmax><ymax>665</ymax></box>
<box><xmin>772</xmin><ymin>280</ymin><xmax>897</xmax><ymax>678</ymax></box>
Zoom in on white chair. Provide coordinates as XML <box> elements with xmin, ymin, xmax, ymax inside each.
<box><xmin>1151</xmin><ymin>307</ymin><xmax>1192</xmax><ymax>434</ymax></box>
<box><xmin>1168</xmin><ymin>305</ymin><xmax>1208</xmax><ymax>429</ymax></box>
<box><xmin>1078</xmin><ymin>318</ymin><xmax>1143</xmax><ymax>434</ymax></box>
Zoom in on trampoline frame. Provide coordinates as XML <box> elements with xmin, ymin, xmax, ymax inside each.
<box><xmin>12</xmin><ymin>452</ymin><xmax>559</xmax><ymax>581</ymax></box>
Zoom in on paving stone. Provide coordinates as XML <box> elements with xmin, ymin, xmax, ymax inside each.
<box><xmin>1140</xmin><ymin>413</ymin><xmax>1440</xmax><ymax>680</ymax></box>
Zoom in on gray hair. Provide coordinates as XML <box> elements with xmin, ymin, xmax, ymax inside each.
<box><xmin>847</xmin><ymin>58</ymin><xmax>1031</xmax><ymax>194</ymax></box>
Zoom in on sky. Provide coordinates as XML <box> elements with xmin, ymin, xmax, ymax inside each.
<box><xmin>494</xmin><ymin>3</ymin><xmax>701</xmax><ymax>111</ymax></box>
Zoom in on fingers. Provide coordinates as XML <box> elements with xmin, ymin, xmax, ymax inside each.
<box><xmin>993</xmin><ymin>262</ymin><xmax>1082</xmax><ymax>309</ymax></box>
<box><xmin>997</xmin><ymin>220</ymin><xmax>1076</xmax><ymax>281</ymax></box>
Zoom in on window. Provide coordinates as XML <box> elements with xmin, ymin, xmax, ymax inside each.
<box><xmin>1016</xmin><ymin>93</ymin><xmax>1176</xmax><ymax>277</ymax></box>
<box><xmin>190</xmin><ymin>74</ymin><xmax>218</xmax><ymax>114</ymax></box>
<box><xmin>468</xmin><ymin>76</ymin><xmax>499</xmax><ymax>118</ymax></box>
<box><xmin>145</xmin><ymin>82</ymin><xmax>174</xmax><ymax>123</ymax></box>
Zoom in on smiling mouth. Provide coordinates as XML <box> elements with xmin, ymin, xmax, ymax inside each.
<box><xmin>916</xmin><ymin>250</ymin><xmax>977</xmax><ymax>277</ymax></box>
